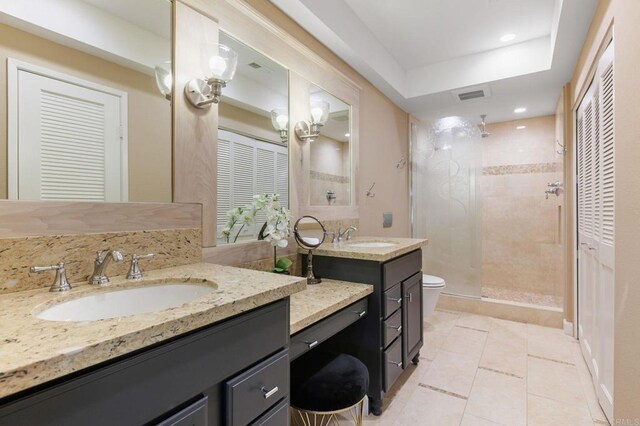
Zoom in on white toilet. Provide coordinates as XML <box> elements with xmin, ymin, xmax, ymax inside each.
<box><xmin>422</xmin><ymin>274</ymin><xmax>446</xmax><ymax>317</ymax></box>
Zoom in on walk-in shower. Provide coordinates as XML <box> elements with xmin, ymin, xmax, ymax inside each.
<box><xmin>411</xmin><ymin>115</ymin><xmax>565</xmax><ymax>309</ymax></box>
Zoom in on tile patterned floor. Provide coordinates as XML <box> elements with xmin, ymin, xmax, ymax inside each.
<box><xmin>348</xmin><ymin>310</ymin><xmax>609</xmax><ymax>426</ymax></box>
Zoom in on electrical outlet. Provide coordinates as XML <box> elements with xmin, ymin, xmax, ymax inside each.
<box><xmin>383</xmin><ymin>213</ymin><xmax>393</xmax><ymax>228</ymax></box>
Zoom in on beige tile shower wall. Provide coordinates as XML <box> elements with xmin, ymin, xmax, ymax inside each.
<box><xmin>0</xmin><ymin>228</ymin><xmax>202</xmax><ymax>294</ymax></box>
<box><xmin>482</xmin><ymin>116</ymin><xmax>564</xmax><ymax>297</ymax></box>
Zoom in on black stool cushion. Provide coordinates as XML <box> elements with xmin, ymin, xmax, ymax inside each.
<box><xmin>291</xmin><ymin>354</ymin><xmax>369</xmax><ymax>412</ymax></box>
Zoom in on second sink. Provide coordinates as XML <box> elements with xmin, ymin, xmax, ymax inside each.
<box><xmin>37</xmin><ymin>282</ymin><xmax>216</xmax><ymax>322</ymax></box>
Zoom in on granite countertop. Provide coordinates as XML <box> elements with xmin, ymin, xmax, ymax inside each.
<box><xmin>0</xmin><ymin>263</ymin><xmax>306</xmax><ymax>399</ymax></box>
<box><xmin>289</xmin><ymin>279</ymin><xmax>374</xmax><ymax>334</ymax></box>
<box><xmin>300</xmin><ymin>237</ymin><xmax>428</xmax><ymax>262</ymax></box>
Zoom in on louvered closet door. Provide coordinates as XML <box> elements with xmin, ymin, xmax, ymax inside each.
<box><xmin>17</xmin><ymin>70</ymin><xmax>123</xmax><ymax>201</ymax></box>
<box><xmin>593</xmin><ymin>42</ymin><xmax>614</xmax><ymax>420</ymax></box>
<box><xmin>577</xmin><ymin>42</ymin><xmax>614</xmax><ymax>422</ymax></box>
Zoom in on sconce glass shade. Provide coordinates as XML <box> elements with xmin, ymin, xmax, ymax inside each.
<box><xmin>206</xmin><ymin>43</ymin><xmax>238</xmax><ymax>83</ymax></box>
<box><xmin>270</xmin><ymin>108</ymin><xmax>289</xmax><ymax>131</ymax></box>
<box><xmin>154</xmin><ymin>61</ymin><xmax>172</xmax><ymax>100</ymax></box>
<box><xmin>310</xmin><ymin>100</ymin><xmax>329</xmax><ymax>125</ymax></box>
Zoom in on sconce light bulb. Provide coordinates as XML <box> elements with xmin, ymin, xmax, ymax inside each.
<box><xmin>276</xmin><ymin>114</ymin><xmax>288</xmax><ymax>129</ymax></box>
<box><xmin>209</xmin><ymin>55</ymin><xmax>228</xmax><ymax>79</ymax></box>
<box><xmin>310</xmin><ymin>107</ymin><xmax>324</xmax><ymax>123</ymax></box>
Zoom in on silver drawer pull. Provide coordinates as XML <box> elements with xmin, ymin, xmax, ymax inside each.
<box><xmin>406</xmin><ymin>292</ymin><xmax>413</xmax><ymax>303</ymax></box>
<box><xmin>388</xmin><ymin>297</ymin><xmax>402</xmax><ymax>304</ymax></box>
<box><xmin>388</xmin><ymin>360</ymin><xmax>402</xmax><ymax>368</ymax></box>
<box><xmin>306</xmin><ymin>340</ymin><xmax>319</xmax><ymax>348</ymax></box>
<box><xmin>261</xmin><ymin>386</ymin><xmax>279</xmax><ymax>399</ymax></box>
<box><xmin>387</xmin><ymin>325</ymin><xmax>402</xmax><ymax>332</ymax></box>
<box><xmin>355</xmin><ymin>310</ymin><xmax>366</xmax><ymax>317</ymax></box>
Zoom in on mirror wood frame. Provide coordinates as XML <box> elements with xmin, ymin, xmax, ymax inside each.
<box><xmin>174</xmin><ymin>0</ymin><xmax>361</xmax><ymax>249</ymax></box>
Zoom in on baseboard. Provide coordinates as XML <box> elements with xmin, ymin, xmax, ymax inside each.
<box><xmin>563</xmin><ymin>319</ymin><xmax>574</xmax><ymax>336</ymax></box>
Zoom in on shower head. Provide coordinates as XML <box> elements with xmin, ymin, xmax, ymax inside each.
<box><xmin>479</xmin><ymin>114</ymin><xmax>490</xmax><ymax>138</ymax></box>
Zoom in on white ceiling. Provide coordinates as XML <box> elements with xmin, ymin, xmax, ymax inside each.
<box><xmin>80</xmin><ymin>0</ymin><xmax>170</xmax><ymax>39</ymax></box>
<box><xmin>269</xmin><ymin>0</ymin><xmax>598</xmax><ymax>124</ymax></box>
<box><xmin>344</xmin><ymin>0</ymin><xmax>556</xmax><ymax>69</ymax></box>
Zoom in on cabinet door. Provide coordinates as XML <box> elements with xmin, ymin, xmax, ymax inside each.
<box><xmin>402</xmin><ymin>272</ymin><xmax>423</xmax><ymax>364</ymax></box>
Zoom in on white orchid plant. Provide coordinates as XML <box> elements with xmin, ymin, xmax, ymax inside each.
<box><xmin>220</xmin><ymin>193</ymin><xmax>292</xmax><ymax>273</ymax></box>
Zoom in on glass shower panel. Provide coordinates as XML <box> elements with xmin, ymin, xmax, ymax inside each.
<box><xmin>411</xmin><ymin>117</ymin><xmax>483</xmax><ymax>298</ymax></box>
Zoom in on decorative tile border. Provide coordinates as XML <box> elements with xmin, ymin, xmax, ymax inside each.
<box><xmin>478</xmin><ymin>366</ymin><xmax>524</xmax><ymax>379</ymax></box>
<box><xmin>482</xmin><ymin>162</ymin><xmax>560</xmax><ymax>176</ymax></box>
<box><xmin>528</xmin><ymin>354</ymin><xmax>575</xmax><ymax>366</ymax></box>
<box><xmin>418</xmin><ymin>383</ymin><xmax>468</xmax><ymax>400</ymax></box>
<box><xmin>310</xmin><ymin>170</ymin><xmax>351</xmax><ymax>184</ymax></box>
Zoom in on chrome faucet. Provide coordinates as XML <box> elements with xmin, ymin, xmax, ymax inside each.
<box><xmin>333</xmin><ymin>226</ymin><xmax>358</xmax><ymax>243</ymax></box>
<box><xmin>545</xmin><ymin>181</ymin><xmax>563</xmax><ymax>199</ymax></box>
<box><xmin>31</xmin><ymin>262</ymin><xmax>71</xmax><ymax>292</ymax></box>
<box><xmin>89</xmin><ymin>249</ymin><xmax>124</xmax><ymax>285</ymax></box>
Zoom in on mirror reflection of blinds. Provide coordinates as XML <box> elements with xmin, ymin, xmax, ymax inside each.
<box><xmin>217</xmin><ymin>129</ymin><xmax>288</xmax><ymax>242</ymax></box>
<box><xmin>40</xmin><ymin>90</ymin><xmax>106</xmax><ymax>200</ymax></box>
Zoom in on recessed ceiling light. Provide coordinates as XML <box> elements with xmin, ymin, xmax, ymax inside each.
<box><xmin>345</xmin><ymin>133</ymin><xmax>351</xmax><ymax>137</ymax></box>
<box><xmin>500</xmin><ymin>33</ymin><xmax>516</xmax><ymax>42</ymax></box>
<box><xmin>516</xmin><ymin>125</ymin><xmax>526</xmax><ymax>130</ymax></box>
<box><xmin>514</xmin><ymin>107</ymin><xmax>527</xmax><ymax>114</ymax></box>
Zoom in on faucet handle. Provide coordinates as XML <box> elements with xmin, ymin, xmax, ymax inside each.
<box><xmin>127</xmin><ymin>253</ymin><xmax>155</xmax><ymax>280</ymax></box>
<box><xmin>31</xmin><ymin>262</ymin><xmax>71</xmax><ymax>292</ymax></box>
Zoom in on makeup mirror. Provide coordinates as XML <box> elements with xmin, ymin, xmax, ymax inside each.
<box><xmin>294</xmin><ymin>215</ymin><xmax>326</xmax><ymax>284</ymax></box>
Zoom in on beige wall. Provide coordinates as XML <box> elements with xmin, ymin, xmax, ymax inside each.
<box><xmin>0</xmin><ymin>24</ymin><xmax>172</xmax><ymax>202</ymax></box>
<box><xmin>244</xmin><ymin>0</ymin><xmax>410</xmax><ymax>237</ymax></box>
<box><xmin>481</xmin><ymin>116</ymin><xmax>564</xmax><ymax>304</ymax></box>
<box><xmin>309</xmin><ymin>135</ymin><xmax>350</xmax><ymax>206</ymax></box>
<box><xmin>568</xmin><ymin>0</ymin><xmax>640</xmax><ymax>419</ymax></box>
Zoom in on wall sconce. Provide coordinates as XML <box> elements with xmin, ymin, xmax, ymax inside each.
<box><xmin>295</xmin><ymin>100</ymin><xmax>329</xmax><ymax>142</ymax></box>
<box><xmin>185</xmin><ymin>43</ymin><xmax>238</xmax><ymax>108</ymax></box>
<box><xmin>154</xmin><ymin>61</ymin><xmax>172</xmax><ymax>100</ymax></box>
<box><xmin>270</xmin><ymin>108</ymin><xmax>289</xmax><ymax>143</ymax></box>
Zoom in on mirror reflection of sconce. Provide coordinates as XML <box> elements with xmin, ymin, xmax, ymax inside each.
<box><xmin>294</xmin><ymin>100</ymin><xmax>329</xmax><ymax>142</ymax></box>
<box><xmin>154</xmin><ymin>61</ymin><xmax>172</xmax><ymax>100</ymax></box>
<box><xmin>185</xmin><ymin>43</ymin><xmax>238</xmax><ymax>108</ymax></box>
<box><xmin>270</xmin><ymin>108</ymin><xmax>289</xmax><ymax>143</ymax></box>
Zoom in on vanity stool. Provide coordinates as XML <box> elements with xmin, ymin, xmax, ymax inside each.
<box><xmin>291</xmin><ymin>353</ymin><xmax>369</xmax><ymax>426</ymax></box>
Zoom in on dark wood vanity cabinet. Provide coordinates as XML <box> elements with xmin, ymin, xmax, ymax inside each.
<box><xmin>306</xmin><ymin>249</ymin><xmax>424</xmax><ymax>416</ymax></box>
<box><xmin>0</xmin><ymin>300</ymin><xmax>291</xmax><ymax>426</ymax></box>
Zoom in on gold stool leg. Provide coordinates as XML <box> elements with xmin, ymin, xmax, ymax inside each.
<box><xmin>291</xmin><ymin>397</ymin><xmax>366</xmax><ymax>426</ymax></box>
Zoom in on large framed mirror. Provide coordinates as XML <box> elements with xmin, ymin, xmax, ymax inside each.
<box><xmin>216</xmin><ymin>32</ymin><xmax>289</xmax><ymax>245</ymax></box>
<box><xmin>0</xmin><ymin>0</ymin><xmax>173</xmax><ymax>203</ymax></box>
<box><xmin>307</xmin><ymin>84</ymin><xmax>351</xmax><ymax>207</ymax></box>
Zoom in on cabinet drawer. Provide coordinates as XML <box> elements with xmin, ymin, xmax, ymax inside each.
<box><xmin>250</xmin><ymin>398</ymin><xmax>289</xmax><ymax>426</ymax></box>
<box><xmin>290</xmin><ymin>298</ymin><xmax>368</xmax><ymax>361</ymax></box>
<box><xmin>383</xmin><ymin>337</ymin><xmax>403</xmax><ymax>392</ymax></box>
<box><xmin>157</xmin><ymin>397</ymin><xmax>207</xmax><ymax>426</ymax></box>
<box><xmin>382</xmin><ymin>250</ymin><xmax>422</xmax><ymax>290</ymax></box>
<box><xmin>383</xmin><ymin>283</ymin><xmax>402</xmax><ymax>319</ymax></box>
<box><xmin>383</xmin><ymin>309</ymin><xmax>402</xmax><ymax>349</ymax></box>
<box><xmin>226</xmin><ymin>349</ymin><xmax>289</xmax><ymax>426</ymax></box>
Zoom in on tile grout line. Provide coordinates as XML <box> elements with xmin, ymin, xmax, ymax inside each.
<box><xmin>527</xmin><ymin>354</ymin><xmax>575</xmax><ymax>366</ymax></box>
<box><xmin>459</xmin><ymin>326</ymin><xmax>489</xmax><ymax>424</ymax></box>
<box><xmin>478</xmin><ymin>366</ymin><xmax>524</xmax><ymax>379</ymax></box>
<box><xmin>455</xmin><ymin>324</ymin><xmax>489</xmax><ymax>333</ymax></box>
<box><xmin>417</xmin><ymin>383</ymin><xmax>468</xmax><ymax>401</ymax></box>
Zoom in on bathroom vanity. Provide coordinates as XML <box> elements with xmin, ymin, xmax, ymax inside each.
<box><xmin>0</xmin><ymin>264</ymin><xmax>306</xmax><ymax>425</ymax></box>
<box><xmin>302</xmin><ymin>237</ymin><xmax>428</xmax><ymax>415</ymax></box>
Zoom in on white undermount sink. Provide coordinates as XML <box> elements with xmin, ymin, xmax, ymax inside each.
<box><xmin>348</xmin><ymin>242</ymin><xmax>398</xmax><ymax>248</ymax></box>
<box><xmin>36</xmin><ymin>283</ymin><xmax>216</xmax><ymax>322</ymax></box>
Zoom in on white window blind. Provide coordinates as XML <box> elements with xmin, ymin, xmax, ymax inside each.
<box><xmin>217</xmin><ymin>129</ymin><xmax>288</xmax><ymax>243</ymax></box>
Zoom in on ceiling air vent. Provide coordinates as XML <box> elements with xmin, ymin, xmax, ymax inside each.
<box><xmin>248</xmin><ymin>62</ymin><xmax>262</xmax><ymax>69</ymax></box>
<box><xmin>451</xmin><ymin>85</ymin><xmax>492</xmax><ymax>103</ymax></box>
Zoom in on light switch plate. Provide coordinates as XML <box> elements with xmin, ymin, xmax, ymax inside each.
<box><xmin>383</xmin><ymin>212</ymin><xmax>393</xmax><ymax>228</ymax></box>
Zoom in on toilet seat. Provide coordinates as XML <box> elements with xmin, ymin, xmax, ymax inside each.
<box><xmin>422</xmin><ymin>274</ymin><xmax>445</xmax><ymax>289</ymax></box>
